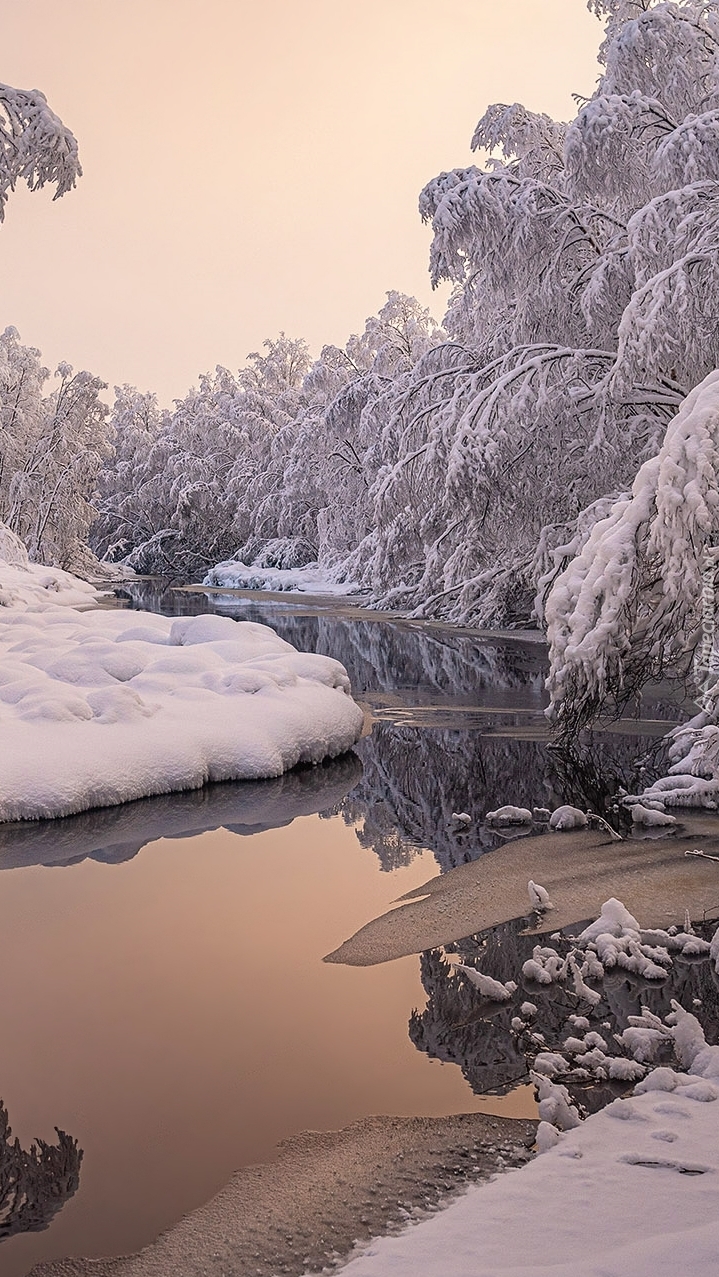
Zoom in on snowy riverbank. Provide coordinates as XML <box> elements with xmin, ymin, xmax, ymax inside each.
<box><xmin>28</xmin><ymin>1113</ymin><xmax>536</xmax><ymax>1277</ymax></box>
<box><xmin>204</xmin><ymin>558</ymin><xmax>361</xmax><ymax>596</ymax></box>
<box><xmin>339</xmin><ymin>1053</ymin><xmax>719</xmax><ymax>1277</ymax></box>
<box><xmin>0</xmin><ymin>547</ymin><xmax>364</xmax><ymax>822</ymax></box>
<box><xmin>325</xmin><ymin>853</ymin><xmax>719</xmax><ymax>1276</ymax></box>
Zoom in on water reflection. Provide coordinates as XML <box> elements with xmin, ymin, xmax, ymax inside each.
<box><xmin>0</xmin><ymin>583</ymin><xmax>704</xmax><ymax>1273</ymax></box>
<box><xmin>116</xmin><ymin>580</ymin><xmax>678</xmax><ymax>875</ymax></box>
<box><xmin>410</xmin><ymin>919</ymin><xmax>719</xmax><ymax>1112</ymax></box>
<box><xmin>0</xmin><ymin>756</ymin><xmax>361</xmax><ymax>872</ymax></box>
<box><xmin>117</xmin><ymin>579</ymin><xmax>548</xmax><ymax>701</ymax></box>
<box><xmin>345</xmin><ymin>726</ymin><xmax>649</xmax><ymax>872</ymax></box>
<box><xmin>0</xmin><ymin>1104</ymin><xmax>81</xmax><ymax>1241</ymax></box>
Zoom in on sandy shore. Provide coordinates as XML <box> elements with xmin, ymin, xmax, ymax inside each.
<box><xmin>326</xmin><ymin>816</ymin><xmax>719</xmax><ymax>966</ymax></box>
<box><xmin>30</xmin><ymin>1112</ymin><xmax>536</xmax><ymax>1277</ymax></box>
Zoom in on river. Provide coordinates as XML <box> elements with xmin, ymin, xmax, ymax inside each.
<box><xmin>0</xmin><ymin>583</ymin><xmax>684</xmax><ymax>1276</ymax></box>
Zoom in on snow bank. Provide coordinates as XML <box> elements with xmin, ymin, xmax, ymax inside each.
<box><xmin>0</xmin><ymin>608</ymin><xmax>364</xmax><ymax>821</ymax></box>
<box><xmin>0</xmin><ymin>755</ymin><xmax>363</xmax><ymax>871</ymax></box>
<box><xmin>0</xmin><ymin>526</ymin><xmax>104</xmax><ymax>611</ymax></box>
<box><xmin>338</xmin><ymin>1047</ymin><xmax>719</xmax><ymax>1277</ymax></box>
<box><xmin>204</xmin><ymin>559</ymin><xmax>361</xmax><ymax>595</ymax></box>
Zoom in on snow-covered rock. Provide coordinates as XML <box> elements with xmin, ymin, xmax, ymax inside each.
<box><xmin>548</xmin><ymin>804</ymin><xmax>587</xmax><ymax>830</ymax></box>
<box><xmin>577</xmin><ymin>898</ymin><xmax>641</xmax><ymax>943</ymax></box>
<box><xmin>631</xmin><ymin>803</ymin><xmax>677</xmax><ymax>827</ymax></box>
<box><xmin>0</xmin><ymin>607</ymin><xmax>364</xmax><ymax>822</ymax></box>
<box><xmin>528</xmin><ymin>880</ymin><xmax>553</xmax><ymax>911</ymax></box>
<box><xmin>485</xmin><ymin>805</ymin><xmax>533</xmax><ymax>826</ymax></box>
<box><xmin>451</xmin><ymin>811</ymin><xmax>472</xmax><ymax>827</ymax></box>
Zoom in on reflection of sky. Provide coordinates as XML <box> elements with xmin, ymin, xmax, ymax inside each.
<box><xmin>0</xmin><ymin>2</ymin><xmax>601</xmax><ymax>402</ymax></box>
<box><xmin>0</xmin><ymin>815</ymin><xmax>532</xmax><ymax>1277</ymax></box>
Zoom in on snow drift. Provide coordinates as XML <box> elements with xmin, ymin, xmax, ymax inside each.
<box><xmin>0</xmin><ymin>565</ymin><xmax>364</xmax><ymax>820</ymax></box>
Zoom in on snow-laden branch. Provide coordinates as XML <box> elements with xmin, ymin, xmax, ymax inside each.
<box><xmin>0</xmin><ymin>82</ymin><xmax>81</xmax><ymax>219</ymax></box>
<box><xmin>546</xmin><ymin>369</ymin><xmax>719</xmax><ymax>730</ymax></box>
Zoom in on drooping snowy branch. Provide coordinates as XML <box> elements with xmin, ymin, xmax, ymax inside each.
<box><xmin>546</xmin><ymin>370</ymin><xmax>719</xmax><ymax>731</ymax></box>
<box><xmin>0</xmin><ymin>82</ymin><xmax>81</xmax><ymax>219</ymax></box>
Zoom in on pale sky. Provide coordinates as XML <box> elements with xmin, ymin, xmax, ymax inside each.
<box><xmin>0</xmin><ymin>1</ymin><xmax>602</xmax><ymax>404</ymax></box>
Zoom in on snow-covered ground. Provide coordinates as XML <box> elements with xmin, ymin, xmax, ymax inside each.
<box><xmin>0</xmin><ymin>523</ymin><xmax>106</xmax><ymax>611</ymax></box>
<box><xmin>204</xmin><ymin>558</ymin><xmax>361</xmax><ymax>595</ymax></box>
<box><xmin>337</xmin><ymin>1015</ymin><xmax>719</xmax><ymax>1277</ymax></box>
<box><xmin>0</xmin><ymin>540</ymin><xmax>364</xmax><ymax>821</ymax></box>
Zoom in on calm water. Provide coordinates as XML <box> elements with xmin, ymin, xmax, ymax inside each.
<box><xmin>0</xmin><ymin>585</ymin><xmax>679</xmax><ymax>1275</ymax></box>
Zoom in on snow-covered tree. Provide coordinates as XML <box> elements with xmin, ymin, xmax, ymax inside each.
<box><xmin>95</xmin><ymin>295</ymin><xmax>444</xmax><ymax>577</ymax></box>
<box><xmin>546</xmin><ymin>371</ymin><xmax>719</xmax><ymax>730</ymax></box>
<box><xmin>87</xmin><ymin>0</ymin><xmax>719</xmax><ymax>730</ymax></box>
<box><xmin>0</xmin><ymin>329</ymin><xmax>110</xmax><ymax>569</ymax></box>
<box><xmin>91</xmin><ymin>386</ymin><xmax>171</xmax><ymax>564</ymax></box>
<box><xmin>335</xmin><ymin>0</ymin><xmax>719</xmax><ymax>629</ymax></box>
<box><xmin>0</xmin><ymin>80</ymin><xmax>81</xmax><ymax>219</ymax></box>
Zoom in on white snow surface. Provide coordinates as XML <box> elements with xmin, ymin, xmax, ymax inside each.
<box><xmin>0</xmin><ymin>534</ymin><xmax>105</xmax><ymax>612</ymax></box>
<box><xmin>338</xmin><ymin>1051</ymin><xmax>719</xmax><ymax>1277</ymax></box>
<box><xmin>548</xmin><ymin>804</ymin><xmax>587</xmax><ymax>830</ymax></box>
<box><xmin>485</xmin><ymin>805</ymin><xmax>533</xmax><ymax>826</ymax></box>
<box><xmin>0</xmin><ymin>600</ymin><xmax>364</xmax><ymax>822</ymax></box>
<box><xmin>204</xmin><ymin>559</ymin><xmax>361</xmax><ymax>595</ymax></box>
<box><xmin>630</xmin><ymin>802</ymin><xmax>677</xmax><ymax>826</ymax></box>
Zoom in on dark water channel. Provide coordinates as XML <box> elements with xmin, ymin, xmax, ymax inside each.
<box><xmin>0</xmin><ymin>582</ymin><xmax>684</xmax><ymax>1275</ymax></box>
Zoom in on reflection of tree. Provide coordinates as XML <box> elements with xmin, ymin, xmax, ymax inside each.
<box><xmin>345</xmin><ymin>724</ymin><xmax>651</xmax><ymax>873</ymax></box>
<box><xmin>117</xmin><ymin>584</ymin><xmax>679</xmax><ymax>872</ymax></box>
<box><xmin>0</xmin><ymin>1102</ymin><xmax>82</xmax><ymax>1241</ymax></box>
<box><xmin>410</xmin><ymin>920</ymin><xmax>719</xmax><ymax>1112</ymax></box>
<box><xmin>118</xmin><ymin>582</ymin><xmax>549</xmax><ymax>698</ymax></box>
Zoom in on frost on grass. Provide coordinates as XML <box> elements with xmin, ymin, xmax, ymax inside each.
<box><xmin>0</xmin><ymin>561</ymin><xmax>364</xmax><ymax>821</ymax></box>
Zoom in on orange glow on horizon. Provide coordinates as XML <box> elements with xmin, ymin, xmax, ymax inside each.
<box><xmin>0</xmin><ymin>1</ymin><xmax>601</xmax><ymax>403</ymax></box>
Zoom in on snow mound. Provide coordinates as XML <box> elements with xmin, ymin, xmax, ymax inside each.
<box><xmin>631</xmin><ymin>803</ymin><xmax>677</xmax><ymax>827</ymax></box>
<box><xmin>0</xmin><ymin>607</ymin><xmax>364</xmax><ymax>822</ymax></box>
<box><xmin>528</xmin><ymin>880</ymin><xmax>553</xmax><ymax>911</ymax></box>
<box><xmin>485</xmin><ymin>805</ymin><xmax>532</xmax><ymax>826</ymax></box>
<box><xmin>0</xmin><ymin>549</ymin><xmax>104</xmax><ymax>611</ymax></box>
<box><xmin>549</xmin><ymin>804</ymin><xmax>587</xmax><ymax>830</ymax></box>
<box><xmin>204</xmin><ymin>559</ymin><xmax>361</xmax><ymax>596</ymax></box>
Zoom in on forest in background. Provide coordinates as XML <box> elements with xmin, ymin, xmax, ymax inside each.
<box><xmin>4</xmin><ymin>0</ymin><xmax>719</xmax><ymax>760</ymax></box>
